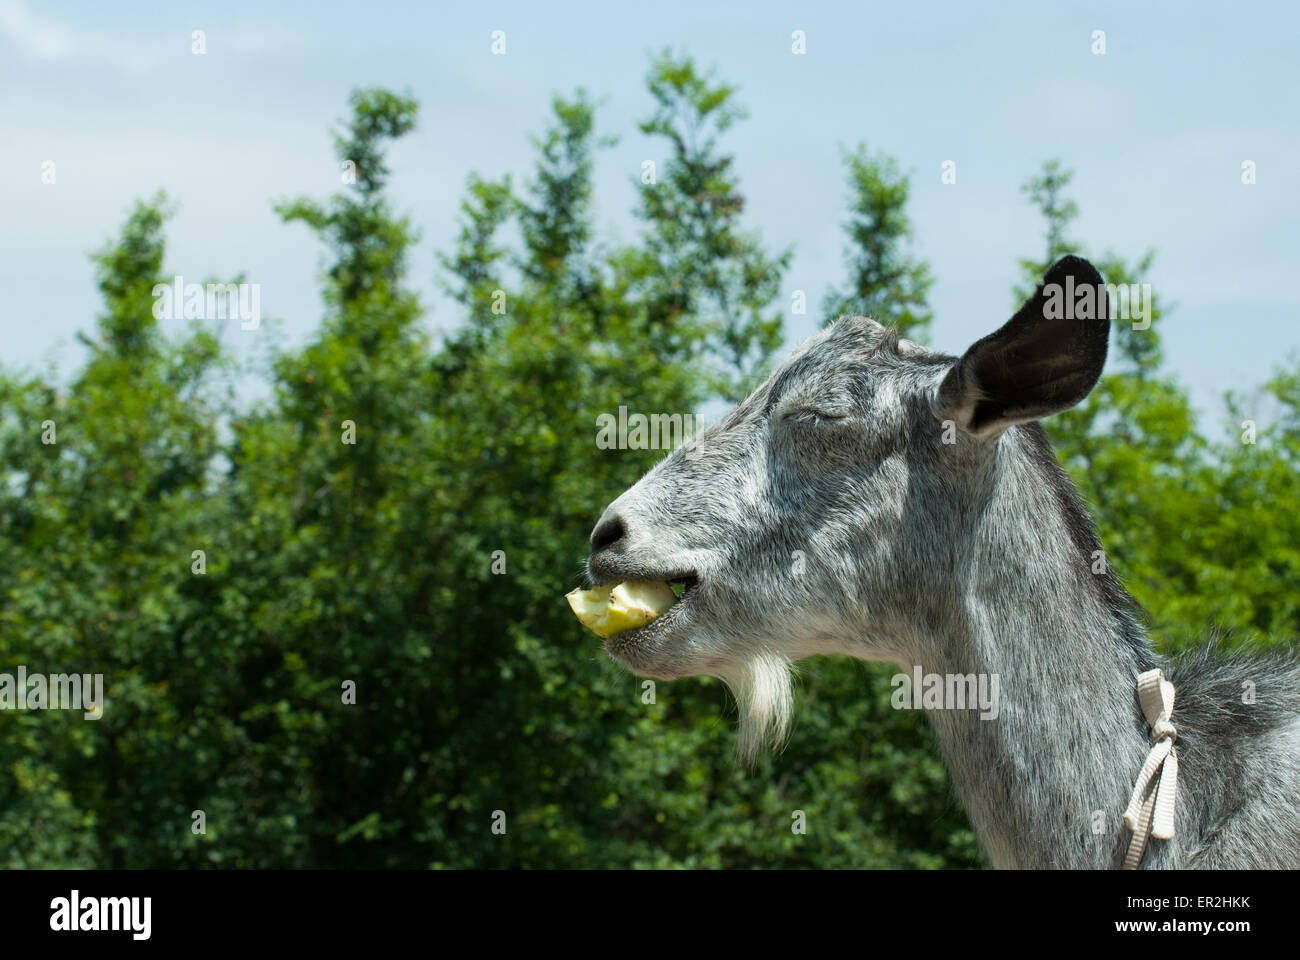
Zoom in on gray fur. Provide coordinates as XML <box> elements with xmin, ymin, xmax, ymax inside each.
<box><xmin>586</xmin><ymin>312</ymin><xmax>1300</xmax><ymax>869</ymax></box>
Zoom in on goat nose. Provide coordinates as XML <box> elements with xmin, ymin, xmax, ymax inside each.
<box><xmin>590</xmin><ymin>513</ymin><xmax>626</xmax><ymax>553</ymax></box>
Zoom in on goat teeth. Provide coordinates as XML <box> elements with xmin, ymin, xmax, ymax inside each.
<box><xmin>565</xmin><ymin>581</ymin><xmax>677</xmax><ymax>638</ymax></box>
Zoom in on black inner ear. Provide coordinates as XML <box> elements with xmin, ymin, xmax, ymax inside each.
<box><xmin>950</xmin><ymin>255</ymin><xmax>1110</xmax><ymax>434</ymax></box>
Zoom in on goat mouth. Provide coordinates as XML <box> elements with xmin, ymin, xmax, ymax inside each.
<box><xmin>667</xmin><ymin>574</ymin><xmax>698</xmax><ymax>598</ymax></box>
<box><xmin>590</xmin><ymin>572</ymin><xmax>698</xmax><ymax>594</ymax></box>
<box><xmin>601</xmin><ymin>573</ymin><xmax>698</xmax><ymax>652</ymax></box>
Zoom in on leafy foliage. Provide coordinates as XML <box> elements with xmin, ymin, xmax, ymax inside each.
<box><xmin>823</xmin><ymin>144</ymin><xmax>934</xmax><ymax>342</ymax></box>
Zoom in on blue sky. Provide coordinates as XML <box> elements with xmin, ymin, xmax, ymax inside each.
<box><xmin>3</xmin><ymin>0</ymin><xmax>1297</xmax><ymax>424</ymax></box>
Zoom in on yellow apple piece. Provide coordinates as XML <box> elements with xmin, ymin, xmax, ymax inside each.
<box><xmin>565</xmin><ymin>580</ymin><xmax>677</xmax><ymax>638</ymax></box>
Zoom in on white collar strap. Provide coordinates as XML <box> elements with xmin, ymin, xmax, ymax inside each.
<box><xmin>1121</xmin><ymin>668</ymin><xmax>1179</xmax><ymax>869</ymax></box>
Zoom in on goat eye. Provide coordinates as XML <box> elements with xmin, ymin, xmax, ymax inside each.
<box><xmin>782</xmin><ymin>408</ymin><xmax>847</xmax><ymax>426</ymax></box>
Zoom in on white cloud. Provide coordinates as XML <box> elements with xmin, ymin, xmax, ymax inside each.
<box><xmin>0</xmin><ymin>0</ymin><xmax>77</xmax><ymax>60</ymax></box>
<box><xmin>0</xmin><ymin>0</ymin><xmax>297</xmax><ymax>70</ymax></box>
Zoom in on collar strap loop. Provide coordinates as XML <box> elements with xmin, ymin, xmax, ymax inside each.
<box><xmin>1121</xmin><ymin>668</ymin><xmax>1179</xmax><ymax>870</ymax></box>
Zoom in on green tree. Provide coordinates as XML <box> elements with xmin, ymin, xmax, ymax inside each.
<box><xmin>824</xmin><ymin>143</ymin><xmax>934</xmax><ymax>342</ymax></box>
<box><xmin>628</xmin><ymin>51</ymin><xmax>792</xmax><ymax>400</ymax></box>
<box><xmin>0</xmin><ymin>194</ymin><xmax>232</xmax><ymax>866</ymax></box>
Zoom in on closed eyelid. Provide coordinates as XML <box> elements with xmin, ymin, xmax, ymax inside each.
<box><xmin>781</xmin><ymin>406</ymin><xmax>849</xmax><ymax>422</ymax></box>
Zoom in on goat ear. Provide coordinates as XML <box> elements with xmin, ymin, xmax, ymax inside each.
<box><xmin>935</xmin><ymin>254</ymin><xmax>1109</xmax><ymax>440</ymax></box>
